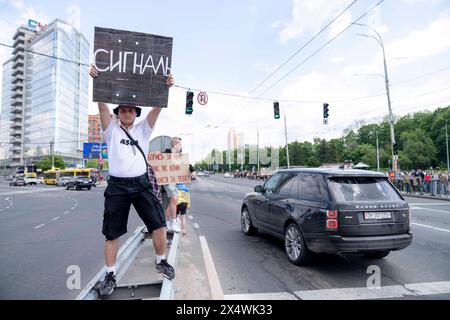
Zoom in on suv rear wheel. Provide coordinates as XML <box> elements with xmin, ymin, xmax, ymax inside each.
<box><xmin>285</xmin><ymin>223</ymin><xmax>313</xmax><ymax>265</ymax></box>
<box><xmin>364</xmin><ymin>250</ymin><xmax>390</xmax><ymax>259</ymax></box>
<box><xmin>241</xmin><ymin>207</ymin><xmax>258</xmax><ymax>235</ymax></box>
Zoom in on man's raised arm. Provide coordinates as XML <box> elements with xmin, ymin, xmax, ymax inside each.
<box><xmin>98</xmin><ymin>102</ymin><xmax>111</xmax><ymax>131</ymax></box>
<box><xmin>89</xmin><ymin>64</ymin><xmax>111</xmax><ymax>130</ymax></box>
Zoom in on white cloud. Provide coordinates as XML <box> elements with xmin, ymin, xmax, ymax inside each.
<box><xmin>8</xmin><ymin>0</ymin><xmax>25</xmax><ymax>9</ymax></box>
<box><xmin>383</xmin><ymin>11</ymin><xmax>450</xmax><ymax>66</ymax></box>
<box><xmin>274</xmin><ymin>0</ymin><xmax>352</xmax><ymax>43</ymax></box>
<box><xmin>402</xmin><ymin>0</ymin><xmax>444</xmax><ymax>4</ymax></box>
<box><xmin>330</xmin><ymin>56</ymin><xmax>343</xmax><ymax>63</ymax></box>
<box><xmin>255</xmin><ymin>62</ymin><xmax>279</xmax><ymax>73</ymax></box>
<box><xmin>364</xmin><ymin>6</ymin><xmax>389</xmax><ymax>35</ymax></box>
<box><xmin>249</xmin><ymin>1</ymin><xmax>257</xmax><ymax>16</ymax></box>
<box><xmin>328</xmin><ymin>11</ymin><xmax>352</xmax><ymax>39</ymax></box>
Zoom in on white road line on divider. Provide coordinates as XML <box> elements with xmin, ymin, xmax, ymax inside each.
<box><xmin>199</xmin><ymin>236</ymin><xmax>224</xmax><ymax>300</ymax></box>
<box><xmin>193</xmin><ymin>223</ymin><xmax>200</xmax><ymax>229</ymax></box>
<box><xmin>293</xmin><ymin>281</ymin><xmax>450</xmax><ymax>300</ymax></box>
<box><xmin>52</xmin><ymin>216</ymin><xmax>60</xmax><ymax>221</ymax></box>
<box><xmin>34</xmin><ymin>224</ymin><xmax>45</xmax><ymax>229</ymax></box>
<box><xmin>412</xmin><ymin>222</ymin><xmax>450</xmax><ymax>233</ymax></box>
<box><xmin>188</xmin><ymin>215</ymin><xmax>193</xmax><ymax>220</ymax></box>
<box><xmin>64</xmin><ymin>211</ymin><xmax>69</xmax><ymax>215</ymax></box>
<box><xmin>224</xmin><ymin>281</ymin><xmax>450</xmax><ymax>300</ymax></box>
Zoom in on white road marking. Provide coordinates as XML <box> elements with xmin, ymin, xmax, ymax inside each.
<box><xmin>52</xmin><ymin>216</ymin><xmax>60</xmax><ymax>221</ymax></box>
<box><xmin>188</xmin><ymin>215</ymin><xmax>194</xmax><ymax>220</ymax></box>
<box><xmin>410</xmin><ymin>203</ymin><xmax>450</xmax><ymax>206</ymax></box>
<box><xmin>34</xmin><ymin>224</ymin><xmax>45</xmax><ymax>229</ymax></box>
<box><xmin>199</xmin><ymin>236</ymin><xmax>224</xmax><ymax>300</ymax></box>
<box><xmin>193</xmin><ymin>223</ymin><xmax>200</xmax><ymax>229</ymax></box>
<box><xmin>412</xmin><ymin>222</ymin><xmax>450</xmax><ymax>234</ymax></box>
<box><xmin>71</xmin><ymin>207</ymin><xmax>75</xmax><ymax>210</ymax></box>
<box><xmin>64</xmin><ymin>211</ymin><xmax>69</xmax><ymax>215</ymax></box>
<box><xmin>225</xmin><ymin>292</ymin><xmax>298</xmax><ymax>300</ymax></box>
<box><xmin>411</xmin><ymin>207</ymin><xmax>450</xmax><ymax>214</ymax></box>
<box><xmin>293</xmin><ymin>281</ymin><xmax>450</xmax><ymax>300</ymax></box>
<box><xmin>0</xmin><ymin>189</ymin><xmax>64</xmax><ymax>196</ymax></box>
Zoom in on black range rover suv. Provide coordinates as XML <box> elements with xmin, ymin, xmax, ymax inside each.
<box><xmin>241</xmin><ymin>168</ymin><xmax>412</xmax><ymax>265</ymax></box>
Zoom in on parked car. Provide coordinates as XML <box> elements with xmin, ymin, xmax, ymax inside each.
<box><xmin>66</xmin><ymin>176</ymin><xmax>94</xmax><ymax>190</ymax></box>
<box><xmin>57</xmin><ymin>177</ymin><xmax>71</xmax><ymax>187</ymax></box>
<box><xmin>224</xmin><ymin>172</ymin><xmax>233</xmax><ymax>178</ymax></box>
<box><xmin>241</xmin><ymin>168</ymin><xmax>412</xmax><ymax>265</ymax></box>
<box><xmin>9</xmin><ymin>175</ymin><xmax>26</xmax><ymax>186</ymax></box>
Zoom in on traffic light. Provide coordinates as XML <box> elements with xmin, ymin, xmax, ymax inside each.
<box><xmin>273</xmin><ymin>101</ymin><xmax>280</xmax><ymax>119</ymax></box>
<box><xmin>323</xmin><ymin>103</ymin><xmax>329</xmax><ymax>119</ymax></box>
<box><xmin>393</xmin><ymin>142</ymin><xmax>398</xmax><ymax>155</ymax></box>
<box><xmin>186</xmin><ymin>91</ymin><xmax>194</xmax><ymax>115</ymax></box>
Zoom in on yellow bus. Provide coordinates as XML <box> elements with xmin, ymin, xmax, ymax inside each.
<box><xmin>43</xmin><ymin>168</ymin><xmax>61</xmax><ymax>185</ymax></box>
<box><xmin>61</xmin><ymin>168</ymin><xmax>97</xmax><ymax>178</ymax></box>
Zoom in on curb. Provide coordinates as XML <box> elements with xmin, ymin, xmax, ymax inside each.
<box><xmin>401</xmin><ymin>193</ymin><xmax>450</xmax><ymax>202</ymax></box>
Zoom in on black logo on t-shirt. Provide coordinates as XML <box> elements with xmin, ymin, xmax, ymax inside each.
<box><xmin>120</xmin><ymin>139</ymin><xmax>138</xmax><ymax>146</ymax></box>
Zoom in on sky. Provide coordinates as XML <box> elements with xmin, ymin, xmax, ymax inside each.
<box><xmin>0</xmin><ymin>0</ymin><xmax>449</xmax><ymax>163</ymax></box>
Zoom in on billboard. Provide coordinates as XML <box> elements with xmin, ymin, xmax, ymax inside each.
<box><xmin>83</xmin><ymin>143</ymin><xmax>108</xmax><ymax>159</ymax></box>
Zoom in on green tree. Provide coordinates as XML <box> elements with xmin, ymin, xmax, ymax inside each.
<box><xmin>400</xmin><ymin>129</ymin><xmax>437</xmax><ymax>170</ymax></box>
<box><xmin>36</xmin><ymin>155</ymin><xmax>66</xmax><ymax>171</ymax></box>
<box><xmin>350</xmin><ymin>144</ymin><xmax>376</xmax><ymax>168</ymax></box>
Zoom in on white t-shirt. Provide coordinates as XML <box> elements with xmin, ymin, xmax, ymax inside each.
<box><xmin>102</xmin><ymin>119</ymin><xmax>152</xmax><ymax>178</ymax></box>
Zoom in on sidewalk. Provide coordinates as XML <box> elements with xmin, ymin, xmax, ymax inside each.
<box><xmin>400</xmin><ymin>192</ymin><xmax>450</xmax><ymax>201</ymax></box>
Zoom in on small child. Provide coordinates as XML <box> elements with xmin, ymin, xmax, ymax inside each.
<box><xmin>176</xmin><ymin>183</ymin><xmax>191</xmax><ymax>235</ymax></box>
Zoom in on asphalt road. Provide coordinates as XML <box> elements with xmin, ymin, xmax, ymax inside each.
<box><xmin>187</xmin><ymin>175</ymin><xmax>450</xmax><ymax>300</ymax></box>
<box><xmin>0</xmin><ymin>182</ymin><xmax>142</xmax><ymax>299</ymax></box>
<box><xmin>1</xmin><ymin>175</ymin><xmax>450</xmax><ymax>300</ymax></box>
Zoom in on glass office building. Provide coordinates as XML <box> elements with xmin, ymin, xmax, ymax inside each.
<box><xmin>0</xmin><ymin>19</ymin><xmax>89</xmax><ymax>172</ymax></box>
<box><xmin>24</xmin><ymin>19</ymin><xmax>90</xmax><ymax>168</ymax></box>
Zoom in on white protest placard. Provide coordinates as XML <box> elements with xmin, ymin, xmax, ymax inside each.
<box><xmin>148</xmin><ymin>153</ymin><xmax>191</xmax><ymax>185</ymax></box>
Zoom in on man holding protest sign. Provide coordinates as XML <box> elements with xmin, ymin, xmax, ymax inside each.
<box><xmin>89</xmin><ymin>27</ymin><xmax>175</xmax><ymax>296</ymax></box>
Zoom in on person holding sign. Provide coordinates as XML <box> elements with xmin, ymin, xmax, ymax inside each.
<box><xmin>89</xmin><ymin>64</ymin><xmax>175</xmax><ymax>296</ymax></box>
<box><xmin>163</xmin><ymin>137</ymin><xmax>196</xmax><ymax>233</ymax></box>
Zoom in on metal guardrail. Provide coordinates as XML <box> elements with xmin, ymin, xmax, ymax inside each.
<box><xmin>75</xmin><ymin>226</ymin><xmax>146</xmax><ymax>300</ymax></box>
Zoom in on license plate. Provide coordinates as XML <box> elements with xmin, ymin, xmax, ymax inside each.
<box><xmin>364</xmin><ymin>212</ymin><xmax>392</xmax><ymax>220</ymax></box>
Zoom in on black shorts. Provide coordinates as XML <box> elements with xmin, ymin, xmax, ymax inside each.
<box><xmin>177</xmin><ymin>202</ymin><xmax>188</xmax><ymax>216</ymax></box>
<box><xmin>102</xmin><ymin>174</ymin><xmax>166</xmax><ymax>240</ymax></box>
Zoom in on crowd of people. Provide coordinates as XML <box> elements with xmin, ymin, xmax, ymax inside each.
<box><xmin>387</xmin><ymin>169</ymin><xmax>450</xmax><ymax>196</ymax></box>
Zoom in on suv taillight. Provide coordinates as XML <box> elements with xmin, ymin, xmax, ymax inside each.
<box><xmin>326</xmin><ymin>210</ymin><xmax>339</xmax><ymax>230</ymax></box>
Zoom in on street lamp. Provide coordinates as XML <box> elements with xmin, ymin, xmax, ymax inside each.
<box><xmin>446</xmin><ymin>119</ymin><xmax>449</xmax><ymax>173</ymax></box>
<box><xmin>355</xmin><ymin>23</ymin><xmax>397</xmax><ymax>171</ymax></box>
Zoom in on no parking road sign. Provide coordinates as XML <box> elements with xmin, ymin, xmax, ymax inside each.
<box><xmin>197</xmin><ymin>92</ymin><xmax>208</xmax><ymax>105</ymax></box>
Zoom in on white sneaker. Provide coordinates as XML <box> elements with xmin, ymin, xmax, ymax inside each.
<box><xmin>166</xmin><ymin>221</ymin><xmax>173</xmax><ymax>232</ymax></box>
<box><xmin>170</xmin><ymin>220</ymin><xmax>181</xmax><ymax>233</ymax></box>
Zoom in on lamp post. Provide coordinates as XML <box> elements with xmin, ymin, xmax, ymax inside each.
<box><xmin>376</xmin><ymin>130</ymin><xmax>380</xmax><ymax>172</ymax></box>
<box><xmin>446</xmin><ymin>119</ymin><xmax>449</xmax><ymax>173</ymax></box>
<box><xmin>355</xmin><ymin>23</ymin><xmax>397</xmax><ymax>171</ymax></box>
